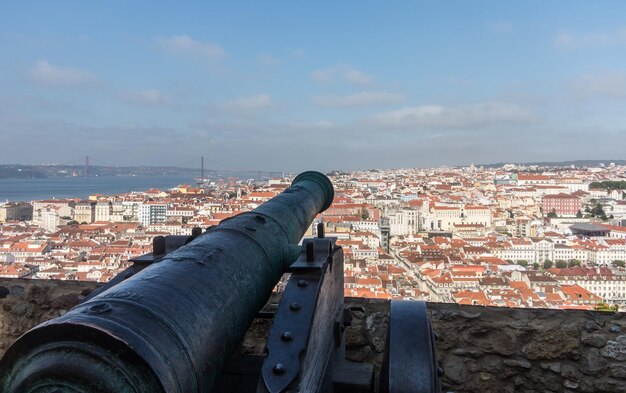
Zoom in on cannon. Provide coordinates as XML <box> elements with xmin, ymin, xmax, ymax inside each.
<box><xmin>0</xmin><ymin>171</ymin><xmax>441</xmax><ymax>393</ymax></box>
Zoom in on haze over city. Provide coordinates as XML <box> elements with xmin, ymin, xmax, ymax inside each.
<box><xmin>1</xmin><ymin>1</ymin><xmax>626</xmax><ymax>171</ymax></box>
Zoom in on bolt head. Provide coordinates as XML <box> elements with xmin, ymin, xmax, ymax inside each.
<box><xmin>289</xmin><ymin>302</ymin><xmax>301</xmax><ymax>311</ymax></box>
<box><xmin>281</xmin><ymin>332</ymin><xmax>294</xmax><ymax>342</ymax></box>
<box><xmin>273</xmin><ymin>363</ymin><xmax>286</xmax><ymax>375</ymax></box>
<box><xmin>297</xmin><ymin>280</ymin><xmax>308</xmax><ymax>287</ymax></box>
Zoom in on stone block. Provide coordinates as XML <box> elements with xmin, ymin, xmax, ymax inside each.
<box><xmin>600</xmin><ymin>334</ymin><xmax>626</xmax><ymax>361</ymax></box>
<box><xmin>581</xmin><ymin>333</ymin><xmax>607</xmax><ymax>348</ymax></box>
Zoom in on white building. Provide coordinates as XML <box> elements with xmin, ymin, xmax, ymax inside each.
<box><xmin>138</xmin><ymin>202</ymin><xmax>167</xmax><ymax>226</ymax></box>
<box><xmin>95</xmin><ymin>202</ymin><xmax>112</xmax><ymax>222</ymax></box>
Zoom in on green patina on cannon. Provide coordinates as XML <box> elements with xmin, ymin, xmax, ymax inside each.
<box><xmin>0</xmin><ymin>171</ymin><xmax>440</xmax><ymax>393</ymax></box>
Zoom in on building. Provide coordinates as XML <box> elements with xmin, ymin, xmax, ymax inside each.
<box><xmin>74</xmin><ymin>201</ymin><xmax>96</xmax><ymax>224</ymax></box>
<box><xmin>542</xmin><ymin>194</ymin><xmax>581</xmax><ymax>216</ymax></box>
<box><xmin>95</xmin><ymin>202</ymin><xmax>112</xmax><ymax>222</ymax></box>
<box><xmin>138</xmin><ymin>202</ymin><xmax>168</xmax><ymax>225</ymax></box>
<box><xmin>387</xmin><ymin>208</ymin><xmax>419</xmax><ymax>236</ymax></box>
<box><xmin>0</xmin><ymin>203</ymin><xmax>33</xmax><ymax>222</ymax></box>
<box><xmin>32</xmin><ymin>200</ymin><xmax>74</xmax><ymax>227</ymax></box>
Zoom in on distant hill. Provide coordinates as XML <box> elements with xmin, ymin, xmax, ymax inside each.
<box><xmin>0</xmin><ymin>166</ymin><xmax>47</xmax><ymax>179</ymax></box>
<box><xmin>0</xmin><ymin>164</ymin><xmax>283</xmax><ymax>180</ymax></box>
<box><xmin>479</xmin><ymin>160</ymin><xmax>626</xmax><ymax>168</ymax></box>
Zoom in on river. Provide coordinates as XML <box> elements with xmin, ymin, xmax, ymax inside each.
<box><xmin>0</xmin><ymin>175</ymin><xmax>196</xmax><ymax>202</ymax></box>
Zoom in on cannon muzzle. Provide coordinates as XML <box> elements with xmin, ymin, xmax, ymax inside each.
<box><xmin>0</xmin><ymin>171</ymin><xmax>334</xmax><ymax>393</ymax></box>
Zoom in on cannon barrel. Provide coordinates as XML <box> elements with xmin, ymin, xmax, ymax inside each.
<box><xmin>0</xmin><ymin>171</ymin><xmax>334</xmax><ymax>393</ymax></box>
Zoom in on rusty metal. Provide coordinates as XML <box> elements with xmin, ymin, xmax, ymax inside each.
<box><xmin>0</xmin><ymin>171</ymin><xmax>334</xmax><ymax>393</ymax></box>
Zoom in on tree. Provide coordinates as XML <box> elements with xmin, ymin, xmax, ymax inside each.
<box><xmin>543</xmin><ymin>260</ymin><xmax>553</xmax><ymax>269</ymax></box>
<box><xmin>594</xmin><ymin>302</ymin><xmax>618</xmax><ymax>312</ymax></box>
<box><xmin>568</xmin><ymin>259</ymin><xmax>581</xmax><ymax>267</ymax></box>
<box><xmin>612</xmin><ymin>260</ymin><xmax>625</xmax><ymax>268</ymax></box>
<box><xmin>556</xmin><ymin>260</ymin><xmax>567</xmax><ymax>269</ymax></box>
<box><xmin>589</xmin><ymin>181</ymin><xmax>626</xmax><ymax>192</ymax></box>
<box><xmin>576</xmin><ymin>210</ymin><xmax>583</xmax><ymax>218</ymax></box>
<box><xmin>590</xmin><ymin>203</ymin><xmax>607</xmax><ymax>220</ymax></box>
<box><xmin>518</xmin><ymin>260</ymin><xmax>528</xmax><ymax>267</ymax></box>
<box><xmin>360</xmin><ymin>207</ymin><xmax>369</xmax><ymax>220</ymax></box>
<box><xmin>533</xmin><ymin>262</ymin><xmax>540</xmax><ymax>270</ymax></box>
<box><xmin>547</xmin><ymin>209</ymin><xmax>558</xmax><ymax>218</ymax></box>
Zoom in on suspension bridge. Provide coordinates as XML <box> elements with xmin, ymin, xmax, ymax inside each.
<box><xmin>52</xmin><ymin>156</ymin><xmax>288</xmax><ymax>180</ymax></box>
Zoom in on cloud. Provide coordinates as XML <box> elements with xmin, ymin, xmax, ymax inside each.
<box><xmin>290</xmin><ymin>48</ymin><xmax>305</xmax><ymax>59</ymax></box>
<box><xmin>28</xmin><ymin>60</ymin><xmax>98</xmax><ymax>88</ymax></box>
<box><xmin>310</xmin><ymin>65</ymin><xmax>372</xmax><ymax>85</ymax></box>
<box><xmin>155</xmin><ymin>35</ymin><xmax>227</xmax><ymax>62</ymax></box>
<box><xmin>226</xmin><ymin>94</ymin><xmax>276</xmax><ymax>110</ymax></box>
<box><xmin>311</xmin><ymin>91</ymin><xmax>405</xmax><ymax>108</ymax></box>
<box><xmin>555</xmin><ymin>27</ymin><xmax>626</xmax><ymax>48</ymax></box>
<box><xmin>284</xmin><ymin>120</ymin><xmax>335</xmax><ymax>129</ymax></box>
<box><xmin>571</xmin><ymin>71</ymin><xmax>626</xmax><ymax>99</ymax></box>
<box><xmin>117</xmin><ymin>89</ymin><xmax>173</xmax><ymax>106</ymax></box>
<box><xmin>258</xmin><ymin>53</ymin><xmax>280</xmax><ymax>66</ymax></box>
<box><xmin>216</xmin><ymin>94</ymin><xmax>278</xmax><ymax>116</ymax></box>
<box><xmin>487</xmin><ymin>21</ymin><xmax>513</xmax><ymax>34</ymax></box>
<box><xmin>370</xmin><ymin>102</ymin><xmax>536</xmax><ymax>129</ymax></box>
<box><xmin>555</xmin><ymin>32</ymin><xmax>574</xmax><ymax>48</ymax></box>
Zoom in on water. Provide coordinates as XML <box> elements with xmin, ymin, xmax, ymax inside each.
<box><xmin>0</xmin><ymin>175</ymin><xmax>196</xmax><ymax>202</ymax></box>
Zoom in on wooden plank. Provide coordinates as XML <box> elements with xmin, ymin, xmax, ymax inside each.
<box><xmin>293</xmin><ymin>248</ymin><xmax>345</xmax><ymax>393</ymax></box>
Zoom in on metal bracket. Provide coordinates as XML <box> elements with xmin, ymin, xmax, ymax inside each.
<box><xmin>129</xmin><ymin>227</ymin><xmax>203</xmax><ymax>264</ymax></box>
<box><xmin>287</xmin><ymin>237</ymin><xmax>336</xmax><ymax>272</ymax></box>
<box><xmin>260</xmin><ymin>271</ymin><xmax>324</xmax><ymax>393</ymax></box>
<box><xmin>379</xmin><ymin>301</ymin><xmax>441</xmax><ymax>393</ymax></box>
<box><xmin>260</xmin><ymin>234</ymin><xmax>342</xmax><ymax>393</ymax></box>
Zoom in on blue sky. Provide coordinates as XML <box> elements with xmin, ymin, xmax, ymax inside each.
<box><xmin>1</xmin><ymin>1</ymin><xmax>626</xmax><ymax>171</ymax></box>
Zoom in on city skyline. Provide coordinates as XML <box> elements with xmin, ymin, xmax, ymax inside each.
<box><xmin>1</xmin><ymin>2</ymin><xmax>626</xmax><ymax>170</ymax></box>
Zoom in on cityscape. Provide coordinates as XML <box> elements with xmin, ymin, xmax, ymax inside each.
<box><xmin>4</xmin><ymin>2</ymin><xmax>626</xmax><ymax>391</ymax></box>
<box><xmin>2</xmin><ymin>162</ymin><xmax>626</xmax><ymax>311</ymax></box>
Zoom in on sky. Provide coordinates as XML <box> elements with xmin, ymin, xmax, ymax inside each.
<box><xmin>1</xmin><ymin>1</ymin><xmax>626</xmax><ymax>172</ymax></box>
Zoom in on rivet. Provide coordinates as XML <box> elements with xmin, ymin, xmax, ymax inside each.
<box><xmin>273</xmin><ymin>363</ymin><xmax>286</xmax><ymax>375</ymax></box>
<box><xmin>297</xmin><ymin>280</ymin><xmax>308</xmax><ymax>287</ymax></box>
<box><xmin>281</xmin><ymin>332</ymin><xmax>294</xmax><ymax>341</ymax></box>
<box><xmin>289</xmin><ymin>302</ymin><xmax>301</xmax><ymax>311</ymax></box>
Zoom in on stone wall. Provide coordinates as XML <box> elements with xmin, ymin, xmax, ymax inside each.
<box><xmin>344</xmin><ymin>299</ymin><xmax>626</xmax><ymax>393</ymax></box>
<box><xmin>0</xmin><ymin>278</ymin><xmax>99</xmax><ymax>356</ymax></box>
<box><xmin>0</xmin><ymin>278</ymin><xmax>625</xmax><ymax>392</ymax></box>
